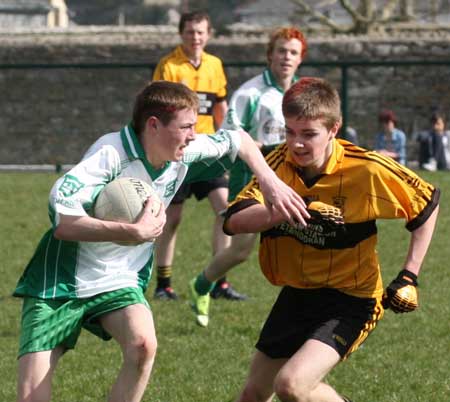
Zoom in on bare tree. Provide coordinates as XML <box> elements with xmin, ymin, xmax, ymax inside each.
<box><xmin>290</xmin><ymin>0</ymin><xmax>417</xmax><ymax>34</ymax></box>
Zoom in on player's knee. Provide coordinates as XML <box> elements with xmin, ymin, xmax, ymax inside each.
<box><xmin>165</xmin><ymin>214</ymin><xmax>182</xmax><ymax>231</ymax></box>
<box><xmin>231</xmin><ymin>242</ymin><xmax>253</xmax><ymax>264</ymax></box>
<box><xmin>274</xmin><ymin>373</ymin><xmax>309</xmax><ymax>402</ymax></box>
<box><xmin>164</xmin><ymin>204</ymin><xmax>183</xmax><ymax>230</ymax></box>
<box><xmin>125</xmin><ymin>335</ymin><xmax>157</xmax><ymax>370</ymax></box>
<box><xmin>238</xmin><ymin>384</ymin><xmax>268</xmax><ymax>402</ymax></box>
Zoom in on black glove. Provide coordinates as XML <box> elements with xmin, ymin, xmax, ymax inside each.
<box><xmin>382</xmin><ymin>269</ymin><xmax>419</xmax><ymax>313</ymax></box>
<box><xmin>306</xmin><ymin>201</ymin><xmax>345</xmax><ymax>230</ymax></box>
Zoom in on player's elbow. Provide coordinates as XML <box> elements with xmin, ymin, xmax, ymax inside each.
<box><xmin>53</xmin><ymin>213</ymin><xmax>87</xmax><ymax>241</ymax></box>
<box><xmin>53</xmin><ymin>224</ymin><xmax>71</xmax><ymax>240</ymax></box>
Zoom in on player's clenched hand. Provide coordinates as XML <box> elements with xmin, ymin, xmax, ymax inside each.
<box><xmin>135</xmin><ymin>196</ymin><xmax>166</xmax><ymax>242</ymax></box>
<box><xmin>382</xmin><ymin>269</ymin><xmax>419</xmax><ymax>313</ymax></box>
<box><xmin>258</xmin><ymin>172</ymin><xmax>310</xmax><ymax>227</ymax></box>
<box><xmin>307</xmin><ymin>201</ymin><xmax>345</xmax><ymax>230</ymax></box>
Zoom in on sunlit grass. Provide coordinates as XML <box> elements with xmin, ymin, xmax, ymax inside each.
<box><xmin>0</xmin><ymin>171</ymin><xmax>448</xmax><ymax>401</ymax></box>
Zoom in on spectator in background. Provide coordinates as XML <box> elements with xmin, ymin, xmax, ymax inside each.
<box><xmin>417</xmin><ymin>112</ymin><xmax>449</xmax><ymax>171</ymax></box>
<box><xmin>343</xmin><ymin>126</ymin><xmax>359</xmax><ymax>145</ymax></box>
<box><xmin>374</xmin><ymin>109</ymin><xmax>407</xmax><ymax>165</ymax></box>
<box><xmin>152</xmin><ymin>11</ymin><xmax>247</xmax><ymax>301</ymax></box>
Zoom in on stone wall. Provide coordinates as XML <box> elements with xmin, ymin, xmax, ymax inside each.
<box><xmin>1</xmin><ymin>26</ymin><xmax>450</xmax><ymax>165</ymax></box>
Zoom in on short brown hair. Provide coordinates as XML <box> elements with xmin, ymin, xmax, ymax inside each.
<box><xmin>178</xmin><ymin>11</ymin><xmax>211</xmax><ymax>34</ymax></box>
<box><xmin>132</xmin><ymin>81</ymin><xmax>199</xmax><ymax>134</ymax></box>
<box><xmin>282</xmin><ymin>77</ymin><xmax>341</xmax><ymax>130</ymax></box>
<box><xmin>267</xmin><ymin>26</ymin><xmax>308</xmax><ymax>63</ymax></box>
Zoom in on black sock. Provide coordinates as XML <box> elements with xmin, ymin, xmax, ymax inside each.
<box><xmin>156</xmin><ymin>266</ymin><xmax>172</xmax><ymax>288</ymax></box>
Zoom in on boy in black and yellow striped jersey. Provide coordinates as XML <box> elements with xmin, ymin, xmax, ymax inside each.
<box><xmin>223</xmin><ymin>77</ymin><xmax>439</xmax><ymax>402</ymax></box>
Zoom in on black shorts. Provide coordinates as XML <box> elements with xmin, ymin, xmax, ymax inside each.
<box><xmin>171</xmin><ymin>176</ymin><xmax>228</xmax><ymax>204</ymax></box>
<box><xmin>256</xmin><ymin>287</ymin><xmax>383</xmax><ymax>359</ymax></box>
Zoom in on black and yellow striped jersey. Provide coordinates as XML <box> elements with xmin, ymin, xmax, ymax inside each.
<box><xmin>226</xmin><ymin>139</ymin><xmax>439</xmax><ymax>298</ymax></box>
<box><xmin>153</xmin><ymin>45</ymin><xmax>227</xmax><ymax>134</ymax></box>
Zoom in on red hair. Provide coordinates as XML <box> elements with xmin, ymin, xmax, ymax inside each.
<box><xmin>267</xmin><ymin>27</ymin><xmax>308</xmax><ymax>63</ymax></box>
<box><xmin>378</xmin><ymin>109</ymin><xmax>397</xmax><ymax>124</ymax></box>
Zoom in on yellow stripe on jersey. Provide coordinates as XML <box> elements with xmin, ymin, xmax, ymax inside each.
<box><xmin>343</xmin><ymin>298</ymin><xmax>384</xmax><ymax>360</ymax></box>
<box><xmin>227</xmin><ymin>143</ymin><xmax>288</xmax><ymax>207</ymax></box>
<box><xmin>227</xmin><ymin>139</ymin><xmax>439</xmax><ymax>299</ymax></box>
<box><xmin>153</xmin><ymin>45</ymin><xmax>227</xmax><ymax>134</ymax></box>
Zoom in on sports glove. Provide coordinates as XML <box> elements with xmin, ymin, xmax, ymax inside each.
<box><xmin>306</xmin><ymin>201</ymin><xmax>345</xmax><ymax>230</ymax></box>
<box><xmin>382</xmin><ymin>269</ymin><xmax>419</xmax><ymax>313</ymax></box>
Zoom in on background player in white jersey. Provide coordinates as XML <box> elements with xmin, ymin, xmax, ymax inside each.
<box><xmin>190</xmin><ymin>27</ymin><xmax>307</xmax><ymax>326</ymax></box>
<box><xmin>14</xmin><ymin>81</ymin><xmax>310</xmax><ymax>402</ymax></box>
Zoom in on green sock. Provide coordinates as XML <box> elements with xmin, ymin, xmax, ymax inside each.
<box><xmin>194</xmin><ymin>272</ymin><xmax>215</xmax><ymax>295</ymax></box>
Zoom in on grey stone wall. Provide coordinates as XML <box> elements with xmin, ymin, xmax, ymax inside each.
<box><xmin>1</xmin><ymin>27</ymin><xmax>450</xmax><ymax>165</ymax></box>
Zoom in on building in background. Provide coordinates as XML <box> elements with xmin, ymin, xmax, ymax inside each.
<box><xmin>0</xmin><ymin>0</ymin><xmax>51</xmax><ymax>28</ymax></box>
<box><xmin>0</xmin><ymin>0</ymin><xmax>69</xmax><ymax>28</ymax></box>
<box><xmin>65</xmin><ymin>0</ymin><xmax>181</xmax><ymax>26</ymax></box>
<box><xmin>48</xmin><ymin>0</ymin><xmax>69</xmax><ymax>28</ymax></box>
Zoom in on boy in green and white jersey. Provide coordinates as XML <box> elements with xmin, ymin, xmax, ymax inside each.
<box><xmin>14</xmin><ymin>81</ymin><xmax>309</xmax><ymax>402</ymax></box>
<box><xmin>190</xmin><ymin>27</ymin><xmax>308</xmax><ymax>324</ymax></box>
<box><xmin>15</xmin><ymin>124</ymin><xmax>241</xmax><ymax>300</ymax></box>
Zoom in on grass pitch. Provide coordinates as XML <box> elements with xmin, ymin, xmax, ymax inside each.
<box><xmin>0</xmin><ymin>171</ymin><xmax>449</xmax><ymax>401</ymax></box>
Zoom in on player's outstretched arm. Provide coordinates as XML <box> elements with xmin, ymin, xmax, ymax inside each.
<box><xmin>402</xmin><ymin>205</ymin><xmax>439</xmax><ymax>277</ymax></box>
<box><xmin>236</xmin><ymin>130</ymin><xmax>310</xmax><ymax>227</ymax></box>
<box><xmin>224</xmin><ymin>203</ymin><xmax>285</xmax><ymax>235</ymax></box>
<box><xmin>54</xmin><ymin>196</ymin><xmax>166</xmax><ymax>244</ymax></box>
<box><xmin>383</xmin><ymin>205</ymin><xmax>439</xmax><ymax>313</ymax></box>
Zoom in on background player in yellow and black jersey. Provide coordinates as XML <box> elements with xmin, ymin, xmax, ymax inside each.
<box><xmin>152</xmin><ymin>11</ymin><xmax>246</xmax><ymax>301</ymax></box>
<box><xmin>153</xmin><ymin>11</ymin><xmax>227</xmax><ymax>134</ymax></box>
<box><xmin>223</xmin><ymin>77</ymin><xmax>439</xmax><ymax>402</ymax></box>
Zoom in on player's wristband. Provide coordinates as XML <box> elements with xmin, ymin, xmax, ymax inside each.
<box><xmin>396</xmin><ymin>269</ymin><xmax>418</xmax><ymax>286</ymax></box>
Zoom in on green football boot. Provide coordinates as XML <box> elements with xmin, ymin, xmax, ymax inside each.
<box><xmin>189</xmin><ymin>278</ymin><xmax>210</xmax><ymax>327</ymax></box>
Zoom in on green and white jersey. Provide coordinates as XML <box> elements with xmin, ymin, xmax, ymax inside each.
<box><xmin>223</xmin><ymin>69</ymin><xmax>297</xmax><ymax>145</ymax></box>
<box><xmin>14</xmin><ymin>125</ymin><xmax>241</xmax><ymax>300</ymax></box>
<box><xmin>223</xmin><ymin>69</ymin><xmax>298</xmax><ymax>200</ymax></box>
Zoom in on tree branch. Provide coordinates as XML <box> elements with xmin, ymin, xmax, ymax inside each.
<box><xmin>339</xmin><ymin>0</ymin><xmax>364</xmax><ymax>21</ymax></box>
<box><xmin>291</xmin><ymin>0</ymin><xmax>407</xmax><ymax>34</ymax></box>
<box><xmin>315</xmin><ymin>0</ymin><xmax>339</xmax><ymax>8</ymax></box>
<box><xmin>290</xmin><ymin>0</ymin><xmax>349</xmax><ymax>32</ymax></box>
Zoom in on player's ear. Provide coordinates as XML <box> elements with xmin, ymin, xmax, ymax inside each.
<box><xmin>329</xmin><ymin>119</ymin><xmax>341</xmax><ymax>139</ymax></box>
<box><xmin>146</xmin><ymin>116</ymin><xmax>159</xmax><ymax>132</ymax></box>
